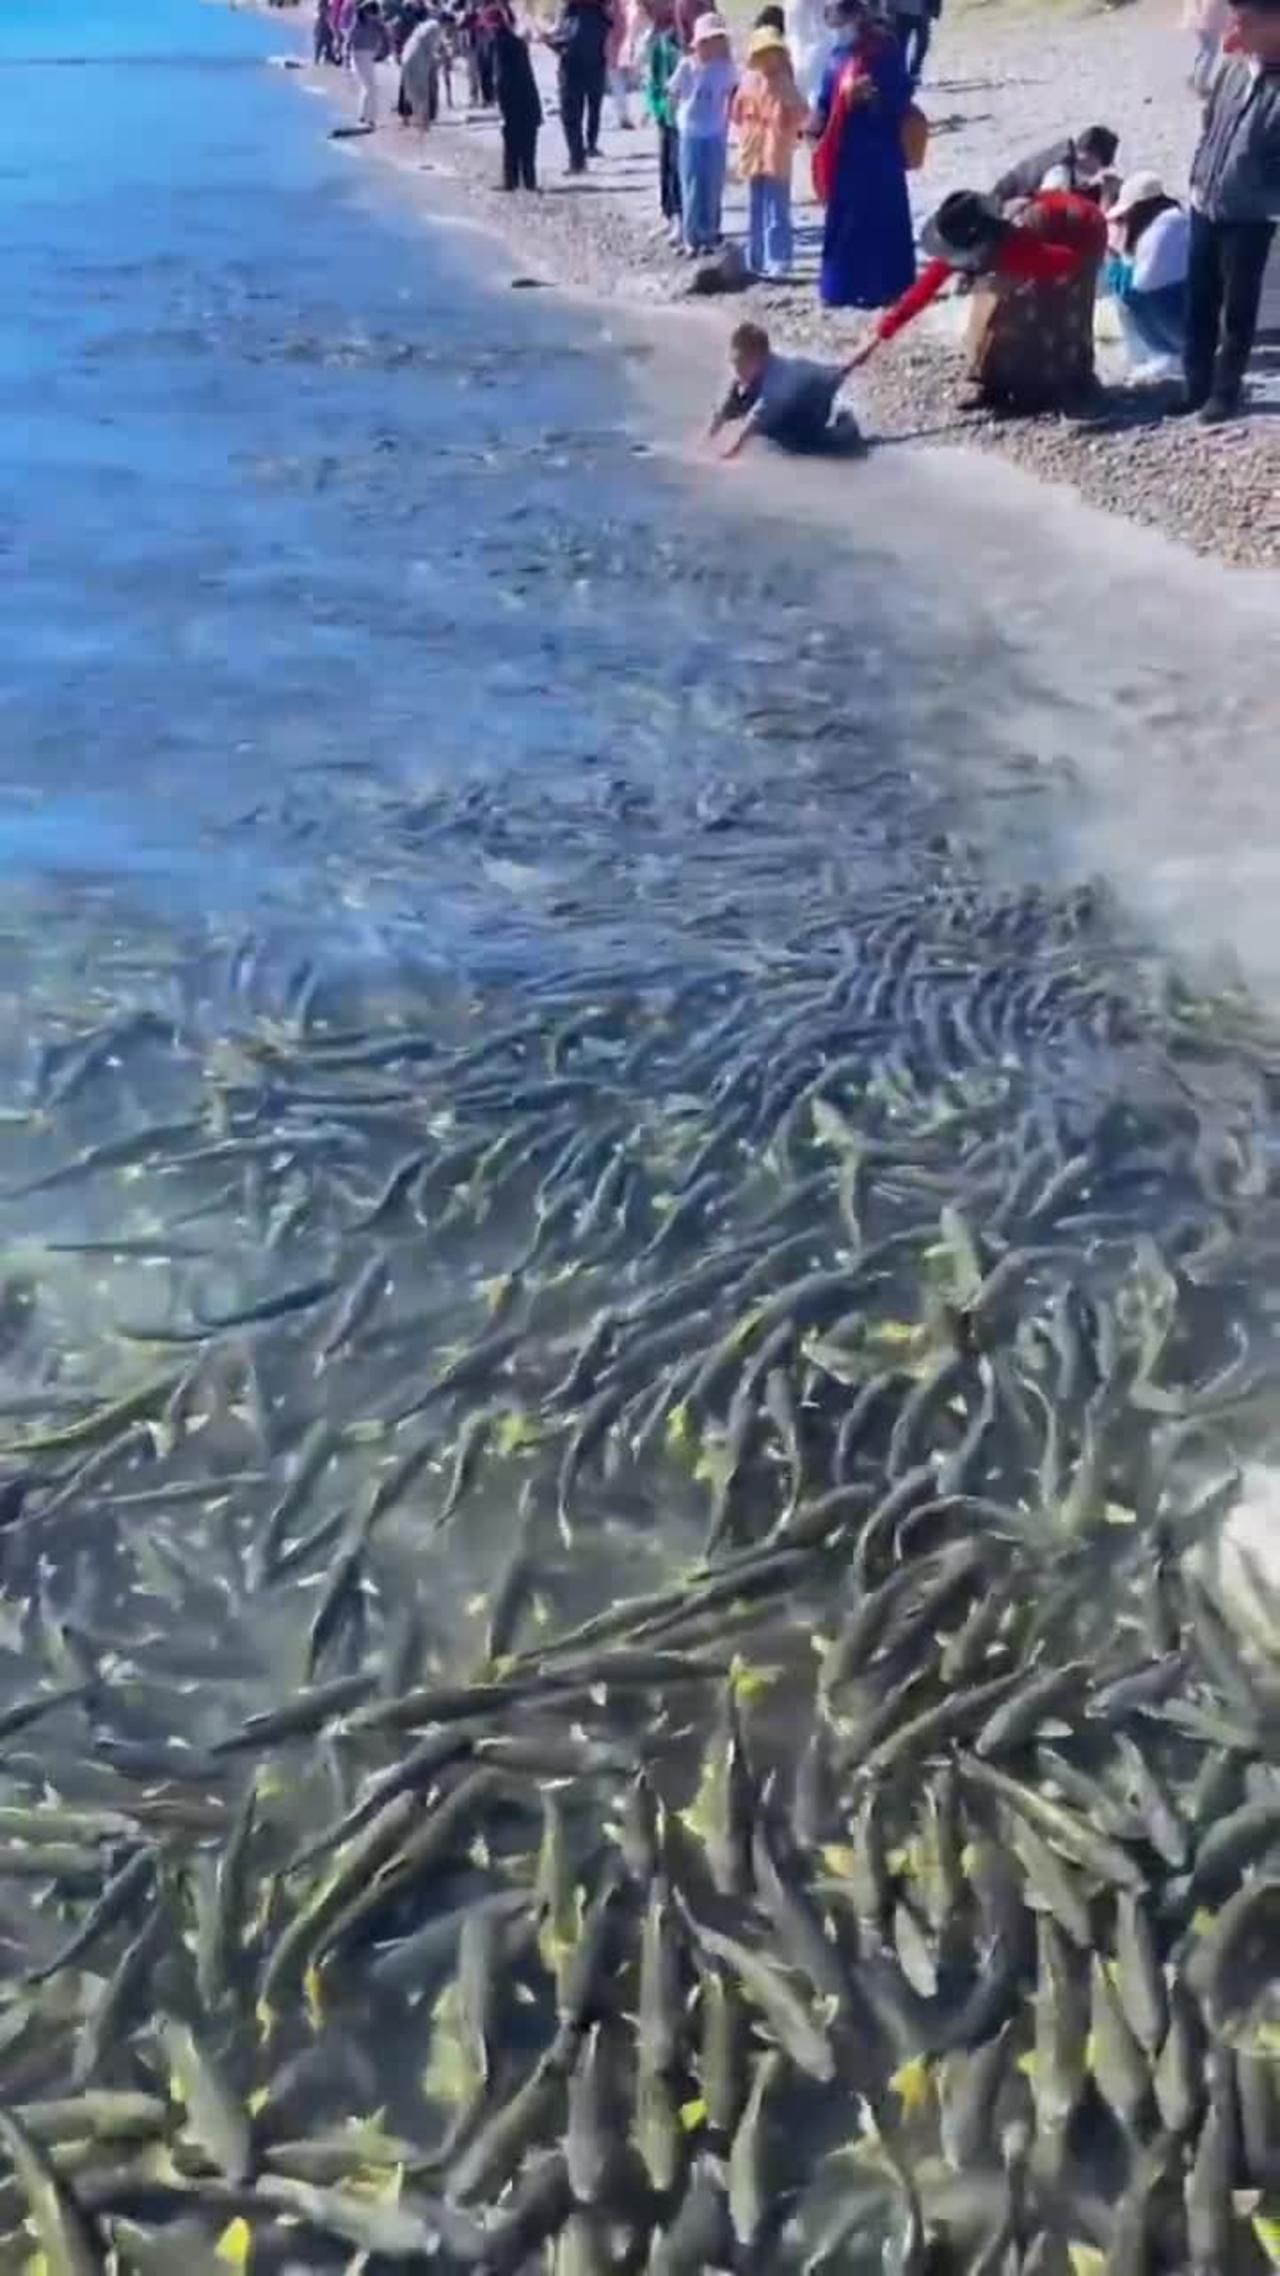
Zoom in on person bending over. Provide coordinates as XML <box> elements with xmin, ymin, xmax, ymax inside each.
<box><xmin>849</xmin><ymin>185</ymin><xmax>1107</xmax><ymax>414</ymax></box>
<box><xmin>993</xmin><ymin>123</ymin><xmax>1118</xmax><ymax>206</ymax></box>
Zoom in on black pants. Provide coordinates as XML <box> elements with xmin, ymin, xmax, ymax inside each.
<box><xmin>658</xmin><ymin>121</ymin><xmax>681</xmax><ymax>219</ymax></box>
<box><xmin>559</xmin><ymin>57</ymin><xmax>605</xmax><ymax>168</ymax></box>
<box><xmin>1184</xmin><ymin>209</ymin><xmax>1275</xmax><ymax>405</ymax></box>
<box><xmin>502</xmin><ymin>116</ymin><xmax>539</xmax><ymax>189</ymax></box>
<box><xmin>584</xmin><ymin>64</ymin><xmax>604</xmax><ymax>154</ymax></box>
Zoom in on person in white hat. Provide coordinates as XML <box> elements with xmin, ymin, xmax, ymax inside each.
<box><xmin>1103</xmin><ymin>170</ymin><xmax>1190</xmax><ymax>380</ymax></box>
<box><xmin>667</xmin><ymin>12</ymin><xmax>737</xmax><ymax>251</ymax></box>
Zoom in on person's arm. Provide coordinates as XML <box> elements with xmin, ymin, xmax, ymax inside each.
<box><xmin>718</xmin><ymin>415</ymin><xmax>759</xmax><ymax>459</ymax></box>
<box><xmin>1260</xmin><ymin>99</ymin><xmax>1280</xmax><ymax>206</ymax></box>
<box><xmin>872</xmin><ymin>256</ymin><xmax>952</xmax><ymax>347</ymax></box>
<box><xmin>809</xmin><ymin>52</ymin><xmax>837</xmax><ymax>135</ymax></box>
<box><xmin>707</xmin><ymin>378</ymin><xmax>758</xmax><ymax>443</ymax></box>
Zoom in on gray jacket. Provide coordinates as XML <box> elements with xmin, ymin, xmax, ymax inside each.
<box><xmin>1190</xmin><ymin>56</ymin><xmax>1280</xmax><ymax>223</ymax></box>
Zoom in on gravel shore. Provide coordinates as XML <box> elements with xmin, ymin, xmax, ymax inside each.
<box><xmin>289</xmin><ymin>0</ymin><xmax>1277</xmax><ymax>566</ymax></box>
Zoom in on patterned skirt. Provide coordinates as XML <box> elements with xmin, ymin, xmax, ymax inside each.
<box><xmin>964</xmin><ymin>263</ymin><xmax>1100</xmax><ymax>412</ymax></box>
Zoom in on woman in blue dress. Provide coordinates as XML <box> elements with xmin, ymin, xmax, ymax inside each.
<box><xmin>811</xmin><ymin>0</ymin><xmax>916</xmax><ymax>310</ymax></box>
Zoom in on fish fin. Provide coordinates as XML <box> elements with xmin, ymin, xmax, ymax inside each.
<box><xmin>889</xmin><ymin>2053</ymin><xmax>932</xmax><ymax>2115</ymax></box>
<box><xmin>216</xmin><ymin>2217</ymin><xmax>253</xmax><ymax>2268</ymax></box>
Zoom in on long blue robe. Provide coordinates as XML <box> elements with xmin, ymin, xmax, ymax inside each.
<box><xmin>815</xmin><ymin>31</ymin><xmax>916</xmax><ymax>311</ymax></box>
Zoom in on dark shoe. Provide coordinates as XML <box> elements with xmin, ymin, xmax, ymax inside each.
<box><xmin>1199</xmin><ymin>391</ymin><xmax>1242</xmax><ymax>426</ymax></box>
<box><xmin>1177</xmin><ymin>385</ymin><xmax>1210</xmax><ymax>416</ymax></box>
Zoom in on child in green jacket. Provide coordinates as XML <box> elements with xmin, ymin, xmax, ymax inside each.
<box><xmin>647</xmin><ymin>0</ymin><xmax>683</xmax><ymax>243</ymax></box>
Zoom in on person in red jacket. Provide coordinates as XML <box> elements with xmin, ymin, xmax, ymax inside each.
<box><xmin>850</xmin><ymin>185</ymin><xmax>1109</xmax><ymax>412</ymax></box>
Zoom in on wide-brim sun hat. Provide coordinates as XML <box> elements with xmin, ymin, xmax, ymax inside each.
<box><xmin>1108</xmin><ymin>169</ymin><xmax>1167</xmax><ymax>219</ymax></box>
<box><xmin>693</xmin><ymin>10</ymin><xmax>729</xmax><ymax>38</ymax></box>
<box><xmin>920</xmin><ymin>188</ymin><xmax>1005</xmax><ymax>271</ymax></box>
<box><xmin>747</xmin><ymin>22</ymin><xmax>787</xmax><ymax>51</ymax></box>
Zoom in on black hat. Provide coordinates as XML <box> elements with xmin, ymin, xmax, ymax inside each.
<box><xmin>920</xmin><ymin>189</ymin><xmax>1006</xmax><ymax>270</ymax></box>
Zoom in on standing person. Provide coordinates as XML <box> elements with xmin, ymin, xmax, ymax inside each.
<box><xmin>315</xmin><ymin>0</ymin><xmax>343</xmax><ymax>63</ymax></box>
<box><xmin>1104</xmin><ymin>170</ymin><xmax>1190</xmax><ymax>377</ymax></box>
<box><xmin>647</xmin><ymin>0</ymin><xmax>685</xmax><ymax>241</ymax></box>
<box><xmin>889</xmin><ymin>0</ymin><xmax>930</xmax><ymax>88</ymax></box>
<box><xmin>1183</xmin><ymin>0</ymin><xmax>1232</xmax><ymax>92</ymax></box>
<box><xmin>475</xmin><ymin>2</ymin><xmax>498</xmax><ymax>102</ymax></box>
<box><xmin>459</xmin><ymin>3</ymin><xmax>483</xmax><ymax>102</ymax></box>
<box><xmin>848</xmin><ymin>185</ymin><xmax>1108</xmax><ymax>411</ymax></box>
<box><xmin>1184</xmin><ymin>0</ymin><xmax>1280</xmax><ymax>422</ymax></box>
<box><xmin>789</xmin><ymin>0</ymin><xmax>833</xmax><ymax>102</ymax></box>
<box><xmin>607</xmin><ymin>0</ymin><xmax>635</xmax><ymax>127</ymax></box>
<box><xmin>669</xmin><ymin>13</ymin><xmax>737</xmax><ymax>251</ymax></box>
<box><xmin>546</xmin><ymin>0</ymin><xmax>611</xmax><ymax>170</ymax></box>
<box><xmin>401</xmin><ymin>7</ymin><xmax>444</xmax><ymax>126</ymax></box>
<box><xmin>493</xmin><ymin>6</ymin><xmax>543</xmax><ymax>185</ymax></box>
<box><xmin>437</xmin><ymin>7</ymin><xmax>458</xmax><ymax>105</ymax></box>
<box><xmin>343</xmin><ymin>0</ymin><xmax>367</xmax><ymax>57</ymax></box>
<box><xmin>350</xmin><ymin>0</ymin><xmax>391</xmax><ymax>124</ymax></box>
<box><xmin>810</xmin><ymin>0</ymin><xmax>915</xmax><ymax>310</ymax></box>
<box><xmin>732</xmin><ymin>23</ymin><xmax>809</xmax><ymax>277</ymax></box>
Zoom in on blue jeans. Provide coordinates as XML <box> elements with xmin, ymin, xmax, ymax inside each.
<box><xmin>747</xmin><ymin>175</ymin><xmax>793</xmax><ymax>276</ymax></box>
<box><xmin>680</xmin><ymin>134</ymin><xmax>726</xmax><ymax>253</ymax></box>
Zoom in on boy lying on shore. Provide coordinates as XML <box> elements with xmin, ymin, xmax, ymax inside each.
<box><xmin>707</xmin><ymin>321</ymin><xmax>865</xmax><ymax>457</ymax></box>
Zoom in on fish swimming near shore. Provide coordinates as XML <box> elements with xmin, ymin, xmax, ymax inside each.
<box><xmin>0</xmin><ymin>854</ymin><xmax>1275</xmax><ymax>2270</ymax></box>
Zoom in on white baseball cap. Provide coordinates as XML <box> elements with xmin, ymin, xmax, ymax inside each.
<box><xmin>1109</xmin><ymin>169</ymin><xmax>1168</xmax><ymax>219</ymax></box>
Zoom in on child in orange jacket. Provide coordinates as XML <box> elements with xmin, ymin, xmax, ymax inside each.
<box><xmin>731</xmin><ymin>24</ymin><xmax>809</xmax><ymax>277</ymax></box>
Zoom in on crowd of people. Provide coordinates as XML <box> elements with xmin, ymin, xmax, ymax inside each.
<box><xmin>310</xmin><ymin>0</ymin><xmax>1279</xmax><ymax>435</ymax></box>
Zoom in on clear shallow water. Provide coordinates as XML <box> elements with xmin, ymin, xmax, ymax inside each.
<box><xmin>1</xmin><ymin>12</ymin><xmax>1280</xmax><ymax>2261</ymax></box>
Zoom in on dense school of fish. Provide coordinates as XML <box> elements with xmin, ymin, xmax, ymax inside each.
<box><xmin>0</xmin><ymin>857</ymin><xmax>1276</xmax><ymax>2275</ymax></box>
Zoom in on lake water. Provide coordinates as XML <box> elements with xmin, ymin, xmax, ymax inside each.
<box><xmin>2</xmin><ymin>0</ymin><xmax>1277</xmax><ymax>1004</ymax></box>
<box><xmin>0</xmin><ymin>8</ymin><xmax>1278</xmax><ymax>2260</ymax></box>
